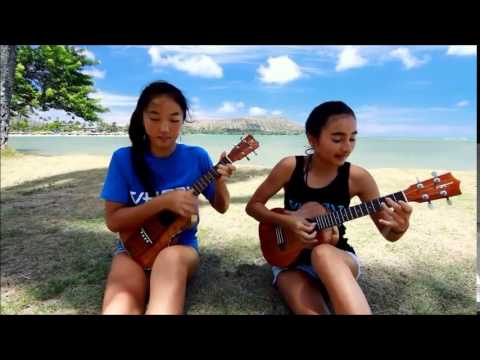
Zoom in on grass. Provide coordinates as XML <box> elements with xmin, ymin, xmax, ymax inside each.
<box><xmin>0</xmin><ymin>145</ymin><xmax>23</xmax><ymax>159</ymax></box>
<box><xmin>0</xmin><ymin>153</ymin><xmax>477</xmax><ymax>314</ymax></box>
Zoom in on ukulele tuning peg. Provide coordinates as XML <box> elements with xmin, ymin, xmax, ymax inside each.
<box><xmin>416</xmin><ymin>177</ymin><xmax>424</xmax><ymax>189</ymax></box>
<box><xmin>245</xmin><ymin>155</ymin><xmax>250</xmax><ymax>161</ymax></box>
<box><xmin>432</xmin><ymin>171</ymin><xmax>440</xmax><ymax>183</ymax></box>
<box><xmin>428</xmin><ymin>201</ymin><xmax>434</xmax><ymax>210</ymax></box>
<box><xmin>440</xmin><ymin>190</ymin><xmax>452</xmax><ymax>205</ymax></box>
<box><xmin>253</xmin><ymin>150</ymin><xmax>258</xmax><ymax>156</ymax></box>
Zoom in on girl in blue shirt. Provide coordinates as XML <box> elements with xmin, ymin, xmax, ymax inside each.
<box><xmin>100</xmin><ymin>81</ymin><xmax>235</xmax><ymax>314</ymax></box>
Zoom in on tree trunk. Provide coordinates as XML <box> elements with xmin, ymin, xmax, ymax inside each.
<box><xmin>0</xmin><ymin>45</ymin><xmax>17</xmax><ymax>149</ymax></box>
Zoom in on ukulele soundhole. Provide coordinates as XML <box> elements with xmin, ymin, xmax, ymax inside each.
<box><xmin>156</xmin><ymin>210</ymin><xmax>177</xmax><ymax>226</ymax></box>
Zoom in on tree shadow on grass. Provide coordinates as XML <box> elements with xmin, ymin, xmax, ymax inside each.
<box><xmin>185</xmin><ymin>248</ymin><xmax>290</xmax><ymax>315</ymax></box>
<box><xmin>2</xmin><ymin>167</ymin><xmax>475</xmax><ymax>314</ymax></box>
<box><xmin>0</xmin><ymin>166</ymin><xmax>275</xmax><ymax>314</ymax></box>
<box><xmin>2</xmin><ymin>167</ymin><xmax>118</xmax><ymax>314</ymax></box>
<box><xmin>186</xmin><ymin>252</ymin><xmax>476</xmax><ymax>315</ymax></box>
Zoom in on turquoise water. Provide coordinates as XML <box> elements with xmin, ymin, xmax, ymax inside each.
<box><xmin>7</xmin><ymin>134</ymin><xmax>477</xmax><ymax>171</ymax></box>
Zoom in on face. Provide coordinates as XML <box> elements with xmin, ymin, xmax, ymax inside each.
<box><xmin>308</xmin><ymin>114</ymin><xmax>357</xmax><ymax>166</ymax></box>
<box><xmin>143</xmin><ymin>95</ymin><xmax>184</xmax><ymax>154</ymax></box>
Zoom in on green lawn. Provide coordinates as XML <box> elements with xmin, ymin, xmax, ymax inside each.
<box><xmin>1</xmin><ymin>152</ymin><xmax>477</xmax><ymax>314</ymax></box>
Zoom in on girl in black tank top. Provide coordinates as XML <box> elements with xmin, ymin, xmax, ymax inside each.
<box><xmin>284</xmin><ymin>155</ymin><xmax>355</xmax><ymax>263</ymax></box>
<box><xmin>246</xmin><ymin>101</ymin><xmax>413</xmax><ymax>315</ymax></box>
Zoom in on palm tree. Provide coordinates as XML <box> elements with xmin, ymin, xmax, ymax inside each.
<box><xmin>0</xmin><ymin>45</ymin><xmax>17</xmax><ymax>149</ymax></box>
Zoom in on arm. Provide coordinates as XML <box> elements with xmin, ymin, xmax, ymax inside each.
<box><xmin>245</xmin><ymin>156</ymin><xmax>295</xmax><ymax>226</ymax></box>
<box><xmin>350</xmin><ymin>165</ymin><xmax>413</xmax><ymax>242</ymax></box>
<box><xmin>245</xmin><ymin>157</ymin><xmax>317</xmax><ymax>243</ymax></box>
<box><xmin>212</xmin><ymin>177</ymin><xmax>231</xmax><ymax>214</ymax></box>
<box><xmin>105</xmin><ymin>190</ymin><xmax>198</xmax><ymax>233</ymax></box>
<box><xmin>209</xmin><ymin>151</ymin><xmax>236</xmax><ymax>214</ymax></box>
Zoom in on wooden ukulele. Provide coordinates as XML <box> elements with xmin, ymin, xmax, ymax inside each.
<box><xmin>122</xmin><ymin>134</ymin><xmax>260</xmax><ymax>269</ymax></box>
<box><xmin>258</xmin><ymin>172</ymin><xmax>462</xmax><ymax>267</ymax></box>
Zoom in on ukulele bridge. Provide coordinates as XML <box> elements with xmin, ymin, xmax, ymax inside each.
<box><xmin>275</xmin><ymin>224</ymin><xmax>287</xmax><ymax>250</ymax></box>
<box><xmin>140</xmin><ymin>228</ymin><xmax>153</xmax><ymax>245</ymax></box>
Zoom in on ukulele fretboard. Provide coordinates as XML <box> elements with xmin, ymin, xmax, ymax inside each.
<box><xmin>191</xmin><ymin>157</ymin><xmax>231</xmax><ymax>196</ymax></box>
<box><xmin>311</xmin><ymin>192</ymin><xmax>407</xmax><ymax>230</ymax></box>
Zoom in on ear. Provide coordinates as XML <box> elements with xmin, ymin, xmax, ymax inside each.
<box><xmin>306</xmin><ymin>134</ymin><xmax>316</xmax><ymax>147</ymax></box>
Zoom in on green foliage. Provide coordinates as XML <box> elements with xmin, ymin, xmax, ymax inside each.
<box><xmin>11</xmin><ymin>45</ymin><xmax>108</xmax><ymax>122</ymax></box>
<box><xmin>9</xmin><ymin>118</ymin><xmax>126</xmax><ymax>134</ymax></box>
<box><xmin>0</xmin><ymin>145</ymin><xmax>21</xmax><ymax>158</ymax></box>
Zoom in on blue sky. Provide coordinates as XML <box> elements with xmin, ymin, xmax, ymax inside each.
<box><xmin>66</xmin><ymin>45</ymin><xmax>476</xmax><ymax>138</ymax></box>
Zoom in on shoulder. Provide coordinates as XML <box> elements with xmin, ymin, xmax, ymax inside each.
<box><xmin>275</xmin><ymin>156</ymin><xmax>297</xmax><ymax>172</ymax></box>
<box><xmin>179</xmin><ymin>143</ymin><xmax>209</xmax><ymax>158</ymax></box>
<box><xmin>268</xmin><ymin>156</ymin><xmax>297</xmax><ymax>182</ymax></box>
<box><xmin>349</xmin><ymin>163</ymin><xmax>371</xmax><ymax>181</ymax></box>
<box><xmin>349</xmin><ymin>163</ymin><xmax>379</xmax><ymax>197</ymax></box>
<box><xmin>108</xmin><ymin>147</ymin><xmax>133</xmax><ymax>169</ymax></box>
<box><xmin>177</xmin><ymin>144</ymin><xmax>213</xmax><ymax>170</ymax></box>
<box><xmin>108</xmin><ymin>147</ymin><xmax>135</xmax><ymax>175</ymax></box>
<box><xmin>112</xmin><ymin>146</ymin><xmax>133</xmax><ymax>160</ymax></box>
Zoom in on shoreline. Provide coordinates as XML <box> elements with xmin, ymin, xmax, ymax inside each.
<box><xmin>9</xmin><ymin>133</ymin><xmax>127</xmax><ymax>137</ymax></box>
<box><xmin>1</xmin><ymin>152</ymin><xmax>475</xmax><ymax>190</ymax></box>
<box><xmin>8</xmin><ymin>133</ymin><xmax>475</xmax><ymax>142</ymax></box>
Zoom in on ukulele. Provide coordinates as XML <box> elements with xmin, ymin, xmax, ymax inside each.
<box><xmin>122</xmin><ymin>134</ymin><xmax>260</xmax><ymax>269</ymax></box>
<box><xmin>258</xmin><ymin>172</ymin><xmax>461</xmax><ymax>267</ymax></box>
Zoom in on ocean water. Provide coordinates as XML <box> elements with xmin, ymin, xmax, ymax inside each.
<box><xmin>7</xmin><ymin>134</ymin><xmax>476</xmax><ymax>171</ymax></box>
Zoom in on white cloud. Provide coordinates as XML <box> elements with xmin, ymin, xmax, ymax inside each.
<box><xmin>354</xmin><ymin>104</ymin><xmax>475</xmax><ymax>137</ymax></box>
<box><xmin>249</xmin><ymin>107</ymin><xmax>267</xmax><ymax>116</ymax></box>
<box><xmin>148</xmin><ymin>47</ymin><xmax>223</xmax><ymax>78</ymax></box>
<box><xmin>390</xmin><ymin>48</ymin><xmax>428</xmax><ymax>69</ymax></box>
<box><xmin>100</xmin><ymin>110</ymin><xmax>133</xmax><ymax>125</ymax></box>
<box><xmin>257</xmin><ymin>56</ymin><xmax>302</xmax><ymax>84</ymax></box>
<box><xmin>359</xmin><ymin>121</ymin><xmax>472</xmax><ymax>138</ymax></box>
<box><xmin>217</xmin><ymin>101</ymin><xmax>245</xmax><ymax>113</ymax></box>
<box><xmin>30</xmin><ymin>97</ymin><xmax>134</xmax><ymax>125</ymax></box>
<box><xmin>91</xmin><ymin>91</ymin><xmax>138</xmax><ymax>108</ymax></box>
<box><xmin>171</xmin><ymin>55</ymin><xmax>223</xmax><ymax>78</ymax></box>
<box><xmin>143</xmin><ymin>46</ymin><xmax>452</xmax><ymax>78</ymax></box>
<box><xmin>356</xmin><ymin>104</ymin><xmax>458</xmax><ymax>121</ymax></box>
<box><xmin>148</xmin><ymin>46</ymin><xmax>261</xmax><ymax>63</ymax></box>
<box><xmin>335</xmin><ymin>46</ymin><xmax>368</xmax><ymax>72</ymax></box>
<box><xmin>271</xmin><ymin>110</ymin><xmax>283</xmax><ymax>116</ymax></box>
<box><xmin>204</xmin><ymin>85</ymin><xmax>229</xmax><ymax>90</ymax></box>
<box><xmin>456</xmin><ymin>100</ymin><xmax>469</xmax><ymax>107</ymax></box>
<box><xmin>76</xmin><ymin>47</ymin><xmax>96</xmax><ymax>61</ymax></box>
<box><xmin>146</xmin><ymin>46</ymin><xmax>315</xmax><ymax>65</ymax></box>
<box><xmin>91</xmin><ymin>91</ymin><xmax>138</xmax><ymax>125</ymax></box>
<box><xmin>82</xmin><ymin>68</ymin><xmax>106</xmax><ymax>79</ymax></box>
<box><xmin>447</xmin><ymin>46</ymin><xmax>476</xmax><ymax>56</ymax></box>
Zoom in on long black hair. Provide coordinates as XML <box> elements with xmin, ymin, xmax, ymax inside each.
<box><xmin>128</xmin><ymin>81</ymin><xmax>190</xmax><ymax>196</ymax></box>
<box><xmin>305</xmin><ymin>101</ymin><xmax>356</xmax><ymax>155</ymax></box>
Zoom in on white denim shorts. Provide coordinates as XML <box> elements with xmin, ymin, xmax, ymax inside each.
<box><xmin>271</xmin><ymin>251</ymin><xmax>361</xmax><ymax>287</ymax></box>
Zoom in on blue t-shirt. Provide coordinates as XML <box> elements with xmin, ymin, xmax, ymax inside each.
<box><xmin>100</xmin><ymin>143</ymin><xmax>216</xmax><ymax>249</ymax></box>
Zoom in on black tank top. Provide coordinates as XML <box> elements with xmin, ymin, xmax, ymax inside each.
<box><xmin>283</xmin><ymin>156</ymin><xmax>355</xmax><ymax>265</ymax></box>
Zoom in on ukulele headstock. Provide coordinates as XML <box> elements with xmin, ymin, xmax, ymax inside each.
<box><xmin>226</xmin><ymin>134</ymin><xmax>260</xmax><ymax>162</ymax></box>
<box><xmin>403</xmin><ymin>172</ymin><xmax>461</xmax><ymax>207</ymax></box>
